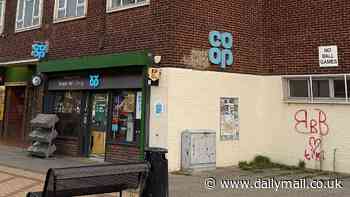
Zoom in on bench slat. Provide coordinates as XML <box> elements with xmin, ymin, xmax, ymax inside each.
<box><xmin>54</xmin><ymin>163</ymin><xmax>149</xmax><ymax>180</ymax></box>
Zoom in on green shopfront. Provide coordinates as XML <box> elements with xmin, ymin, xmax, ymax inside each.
<box><xmin>37</xmin><ymin>52</ymin><xmax>151</xmax><ymax>163</ymax></box>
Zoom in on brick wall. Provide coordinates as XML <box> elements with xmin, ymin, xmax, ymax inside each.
<box><xmin>0</xmin><ymin>0</ymin><xmax>264</xmax><ymax>74</ymax></box>
<box><xmin>263</xmin><ymin>0</ymin><xmax>350</xmax><ymax>75</ymax></box>
<box><xmin>1</xmin><ymin>1</ymin><xmax>350</xmax><ymax>75</ymax></box>
<box><xmin>0</xmin><ymin>0</ymin><xmax>174</xmax><ymax>66</ymax></box>
<box><xmin>55</xmin><ymin>137</ymin><xmax>80</xmax><ymax>156</ymax></box>
<box><xmin>106</xmin><ymin>144</ymin><xmax>141</xmax><ymax>163</ymax></box>
<box><xmin>169</xmin><ymin>0</ymin><xmax>265</xmax><ymax>74</ymax></box>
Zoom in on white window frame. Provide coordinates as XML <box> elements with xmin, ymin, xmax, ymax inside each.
<box><xmin>286</xmin><ymin>77</ymin><xmax>311</xmax><ymax>100</ymax></box>
<box><xmin>15</xmin><ymin>0</ymin><xmax>43</xmax><ymax>33</ymax></box>
<box><xmin>53</xmin><ymin>0</ymin><xmax>88</xmax><ymax>23</ymax></box>
<box><xmin>106</xmin><ymin>0</ymin><xmax>150</xmax><ymax>13</ymax></box>
<box><xmin>0</xmin><ymin>0</ymin><xmax>6</xmax><ymax>34</ymax></box>
<box><xmin>283</xmin><ymin>74</ymin><xmax>350</xmax><ymax>104</ymax></box>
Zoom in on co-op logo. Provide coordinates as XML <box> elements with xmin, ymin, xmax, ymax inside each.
<box><xmin>208</xmin><ymin>31</ymin><xmax>234</xmax><ymax>68</ymax></box>
<box><xmin>89</xmin><ymin>75</ymin><xmax>101</xmax><ymax>88</ymax></box>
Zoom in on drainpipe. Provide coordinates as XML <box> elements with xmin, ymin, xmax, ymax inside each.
<box><xmin>319</xmin><ymin>134</ymin><xmax>324</xmax><ymax>171</ymax></box>
<box><xmin>333</xmin><ymin>148</ymin><xmax>337</xmax><ymax>173</ymax></box>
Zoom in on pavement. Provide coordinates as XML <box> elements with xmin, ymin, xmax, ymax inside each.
<box><xmin>0</xmin><ymin>145</ymin><xmax>350</xmax><ymax>197</ymax></box>
<box><xmin>170</xmin><ymin>167</ymin><xmax>350</xmax><ymax>197</ymax></box>
<box><xmin>0</xmin><ymin>165</ymin><xmax>122</xmax><ymax>197</ymax></box>
<box><xmin>0</xmin><ymin>145</ymin><xmax>106</xmax><ymax>173</ymax></box>
<box><xmin>2</xmin><ymin>165</ymin><xmax>349</xmax><ymax>197</ymax></box>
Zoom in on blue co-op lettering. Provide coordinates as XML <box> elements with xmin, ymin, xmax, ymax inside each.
<box><xmin>89</xmin><ymin>75</ymin><xmax>100</xmax><ymax>88</ymax></box>
<box><xmin>32</xmin><ymin>43</ymin><xmax>48</xmax><ymax>60</ymax></box>
<box><xmin>208</xmin><ymin>31</ymin><xmax>234</xmax><ymax>68</ymax></box>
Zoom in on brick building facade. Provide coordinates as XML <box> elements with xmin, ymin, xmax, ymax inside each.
<box><xmin>263</xmin><ymin>0</ymin><xmax>350</xmax><ymax>75</ymax></box>
<box><xmin>1</xmin><ymin>1</ymin><xmax>350</xmax><ymax>75</ymax></box>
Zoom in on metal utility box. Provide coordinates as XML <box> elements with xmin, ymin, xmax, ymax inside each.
<box><xmin>181</xmin><ymin>130</ymin><xmax>216</xmax><ymax>172</ymax></box>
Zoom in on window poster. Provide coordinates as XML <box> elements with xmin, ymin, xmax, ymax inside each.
<box><xmin>0</xmin><ymin>86</ymin><xmax>5</xmax><ymax>121</ymax></box>
<box><xmin>220</xmin><ymin>97</ymin><xmax>239</xmax><ymax>141</ymax></box>
<box><xmin>136</xmin><ymin>91</ymin><xmax>142</xmax><ymax>120</ymax></box>
<box><xmin>123</xmin><ymin>92</ymin><xmax>135</xmax><ymax>113</ymax></box>
<box><xmin>126</xmin><ymin>114</ymin><xmax>134</xmax><ymax>142</ymax></box>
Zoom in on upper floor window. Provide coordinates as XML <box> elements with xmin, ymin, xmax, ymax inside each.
<box><xmin>15</xmin><ymin>0</ymin><xmax>43</xmax><ymax>32</ymax></box>
<box><xmin>107</xmin><ymin>0</ymin><xmax>149</xmax><ymax>12</ymax></box>
<box><xmin>54</xmin><ymin>0</ymin><xmax>87</xmax><ymax>22</ymax></box>
<box><xmin>0</xmin><ymin>0</ymin><xmax>5</xmax><ymax>34</ymax></box>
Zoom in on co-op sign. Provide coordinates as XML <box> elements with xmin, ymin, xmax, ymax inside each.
<box><xmin>208</xmin><ymin>31</ymin><xmax>234</xmax><ymax>68</ymax></box>
<box><xmin>319</xmin><ymin>45</ymin><xmax>338</xmax><ymax>67</ymax></box>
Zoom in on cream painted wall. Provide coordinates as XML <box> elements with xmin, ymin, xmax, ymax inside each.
<box><xmin>149</xmin><ymin>67</ymin><xmax>350</xmax><ymax>173</ymax></box>
<box><xmin>260</xmin><ymin>77</ymin><xmax>350</xmax><ymax>173</ymax></box>
<box><xmin>150</xmin><ymin>68</ymin><xmax>268</xmax><ymax>171</ymax></box>
<box><xmin>149</xmin><ymin>69</ymin><xmax>169</xmax><ymax>149</ymax></box>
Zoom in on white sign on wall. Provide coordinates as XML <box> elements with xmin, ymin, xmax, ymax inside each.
<box><xmin>319</xmin><ymin>46</ymin><xmax>338</xmax><ymax>67</ymax></box>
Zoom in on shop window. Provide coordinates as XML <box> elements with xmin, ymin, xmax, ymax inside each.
<box><xmin>110</xmin><ymin>91</ymin><xmax>142</xmax><ymax>144</ymax></box>
<box><xmin>334</xmin><ymin>79</ymin><xmax>346</xmax><ymax>98</ymax></box>
<box><xmin>54</xmin><ymin>91</ymin><xmax>82</xmax><ymax>114</ymax></box>
<box><xmin>51</xmin><ymin>91</ymin><xmax>82</xmax><ymax>137</ymax></box>
<box><xmin>0</xmin><ymin>0</ymin><xmax>5</xmax><ymax>34</ymax></box>
<box><xmin>348</xmin><ymin>80</ymin><xmax>350</xmax><ymax>98</ymax></box>
<box><xmin>312</xmin><ymin>79</ymin><xmax>330</xmax><ymax>98</ymax></box>
<box><xmin>107</xmin><ymin>0</ymin><xmax>149</xmax><ymax>12</ymax></box>
<box><xmin>289</xmin><ymin>79</ymin><xmax>309</xmax><ymax>98</ymax></box>
<box><xmin>15</xmin><ymin>0</ymin><xmax>43</xmax><ymax>32</ymax></box>
<box><xmin>284</xmin><ymin>75</ymin><xmax>350</xmax><ymax>103</ymax></box>
<box><xmin>54</xmin><ymin>0</ymin><xmax>87</xmax><ymax>22</ymax></box>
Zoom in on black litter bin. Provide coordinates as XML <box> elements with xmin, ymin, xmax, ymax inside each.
<box><xmin>143</xmin><ymin>147</ymin><xmax>168</xmax><ymax>197</ymax></box>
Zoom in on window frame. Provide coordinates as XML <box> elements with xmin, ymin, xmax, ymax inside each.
<box><xmin>283</xmin><ymin>74</ymin><xmax>350</xmax><ymax>104</ymax></box>
<box><xmin>311</xmin><ymin>78</ymin><xmax>332</xmax><ymax>98</ymax></box>
<box><xmin>106</xmin><ymin>0</ymin><xmax>150</xmax><ymax>13</ymax></box>
<box><xmin>287</xmin><ymin>77</ymin><xmax>311</xmax><ymax>99</ymax></box>
<box><xmin>53</xmin><ymin>0</ymin><xmax>88</xmax><ymax>23</ymax></box>
<box><xmin>0</xmin><ymin>0</ymin><xmax>6</xmax><ymax>34</ymax></box>
<box><xmin>15</xmin><ymin>0</ymin><xmax>43</xmax><ymax>33</ymax></box>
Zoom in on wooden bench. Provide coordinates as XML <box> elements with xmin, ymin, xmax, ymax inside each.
<box><xmin>26</xmin><ymin>162</ymin><xmax>149</xmax><ymax>197</ymax></box>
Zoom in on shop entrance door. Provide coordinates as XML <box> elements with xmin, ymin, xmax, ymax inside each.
<box><xmin>89</xmin><ymin>93</ymin><xmax>109</xmax><ymax>158</ymax></box>
<box><xmin>2</xmin><ymin>86</ymin><xmax>26</xmax><ymax>147</ymax></box>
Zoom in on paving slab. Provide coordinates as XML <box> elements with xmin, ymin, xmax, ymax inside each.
<box><xmin>1</xmin><ymin>144</ymin><xmax>349</xmax><ymax>197</ymax></box>
<box><xmin>170</xmin><ymin>167</ymin><xmax>350</xmax><ymax>197</ymax></box>
<box><xmin>0</xmin><ymin>166</ymin><xmax>124</xmax><ymax>197</ymax></box>
<box><xmin>0</xmin><ymin>144</ymin><xmax>106</xmax><ymax>173</ymax></box>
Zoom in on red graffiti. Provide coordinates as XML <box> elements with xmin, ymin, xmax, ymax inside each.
<box><xmin>294</xmin><ymin>109</ymin><xmax>329</xmax><ymax>136</ymax></box>
<box><xmin>304</xmin><ymin>136</ymin><xmax>325</xmax><ymax>161</ymax></box>
<box><xmin>294</xmin><ymin>109</ymin><xmax>329</xmax><ymax>161</ymax></box>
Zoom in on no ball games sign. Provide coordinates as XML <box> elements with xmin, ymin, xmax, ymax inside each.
<box><xmin>319</xmin><ymin>46</ymin><xmax>338</xmax><ymax>67</ymax></box>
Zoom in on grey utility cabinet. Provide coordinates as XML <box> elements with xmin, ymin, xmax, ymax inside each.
<box><xmin>28</xmin><ymin>114</ymin><xmax>59</xmax><ymax>158</ymax></box>
<box><xmin>181</xmin><ymin>130</ymin><xmax>216</xmax><ymax>172</ymax></box>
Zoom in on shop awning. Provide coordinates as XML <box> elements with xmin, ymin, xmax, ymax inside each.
<box><xmin>37</xmin><ymin>51</ymin><xmax>151</xmax><ymax>73</ymax></box>
<box><xmin>5</xmin><ymin>67</ymin><xmax>34</xmax><ymax>83</ymax></box>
